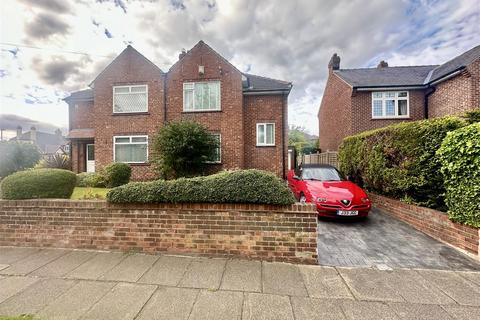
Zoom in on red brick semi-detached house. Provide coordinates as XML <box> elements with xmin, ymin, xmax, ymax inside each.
<box><xmin>65</xmin><ymin>41</ymin><xmax>292</xmax><ymax>180</ymax></box>
<box><xmin>318</xmin><ymin>44</ymin><xmax>480</xmax><ymax>151</ymax></box>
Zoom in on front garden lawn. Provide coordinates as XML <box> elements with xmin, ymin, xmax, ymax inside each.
<box><xmin>71</xmin><ymin>187</ymin><xmax>110</xmax><ymax>200</ymax></box>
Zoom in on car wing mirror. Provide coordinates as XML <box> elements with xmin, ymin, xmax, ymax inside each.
<box><xmin>293</xmin><ymin>175</ymin><xmax>301</xmax><ymax>180</ymax></box>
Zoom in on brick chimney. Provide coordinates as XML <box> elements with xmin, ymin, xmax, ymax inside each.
<box><xmin>30</xmin><ymin>126</ymin><xmax>36</xmax><ymax>142</ymax></box>
<box><xmin>16</xmin><ymin>126</ymin><xmax>22</xmax><ymax>140</ymax></box>
<box><xmin>178</xmin><ymin>48</ymin><xmax>186</xmax><ymax>60</ymax></box>
<box><xmin>377</xmin><ymin>60</ymin><xmax>389</xmax><ymax>68</ymax></box>
<box><xmin>328</xmin><ymin>53</ymin><xmax>341</xmax><ymax>71</ymax></box>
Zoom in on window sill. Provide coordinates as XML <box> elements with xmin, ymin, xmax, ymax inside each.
<box><xmin>182</xmin><ymin>110</ymin><xmax>222</xmax><ymax>114</ymax></box>
<box><xmin>112</xmin><ymin>112</ymin><xmax>150</xmax><ymax>116</ymax></box>
<box><xmin>371</xmin><ymin>117</ymin><xmax>410</xmax><ymax>120</ymax></box>
<box><xmin>256</xmin><ymin>145</ymin><xmax>276</xmax><ymax>148</ymax></box>
<box><xmin>126</xmin><ymin>163</ymin><xmax>150</xmax><ymax>166</ymax></box>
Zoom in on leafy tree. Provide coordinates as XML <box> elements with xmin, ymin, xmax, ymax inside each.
<box><xmin>288</xmin><ymin>125</ymin><xmax>319</xmax><ymax>155</ymax></box>
<box><xmin>152</xmin><ymin>121</ymin><xmax>218</xmax><ymax>179</ymax></box>
<box><xmin>0</xmin><ymin>141</ymin><xmax>41</xmax><ymax>178</ymax></box>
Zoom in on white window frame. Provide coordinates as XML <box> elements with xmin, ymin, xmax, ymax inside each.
<box><xmin>205</xmin><ymin>133</ymin><xmax>221</xmax><ymax>164</ymax></box>
<box><xmin>113</xmin><ymin>85</ymin><xmax>148</xmax><ymax>114</ymax></box>
<box><xmin>256</xmin><ymin>123</ymin><xmax>275</xmax><ymax>146</ymax></box>
<box><xmin>183</xmin><ymin>81</ymin><xmax>221</xmax><ymax>112</ymax></box>
<box><xmin>113</xmin><ymin>135</ymin><xmax>148</xmax><ymax>164</ymax></box>
<box><xmin>371</xmin><ymin>91</ymin><xmax>409</xmax><ymax>119</ymax></box>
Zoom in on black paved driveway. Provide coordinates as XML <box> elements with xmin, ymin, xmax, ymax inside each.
<box><xmin>317</xmin><ymin>208</ymin><xmax>480</xmax><ymax>270</ymax></box>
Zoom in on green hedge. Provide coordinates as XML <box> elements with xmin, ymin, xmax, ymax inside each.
<box><xmin>107</xmin><ymin>169</ymin><xmax>295</xmax><ymax>205</ymax></box>
<box><xmin>103</xmin><ymin>163</ymin><xmax>131</xmax><ymax>188</ymax></box>
<box><xmin>76</xmin><ymin>172</ymin><xmax>106</xmax><ymax>187</ymax></box>
<box><xmin>1</xmin><ymin>169</ymin><xmax>76</xmax><ymax>199</ymax></box>
<box><xmin>437</xmin><ymin>123</ymin><xmax>480</xmax><ymax>227</ymax></box>
<box><xmin>339</xmin><ymin>117</ymin><xmax>465</xmax><ymax>209</ymax></box>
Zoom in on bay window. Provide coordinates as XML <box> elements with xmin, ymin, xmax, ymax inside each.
<box><xmin>114</xmin><ymin>135</ymin><xmax>148</xmax><ymax>163</ymax></box>
<box><xmin>183</xmin><ymin>81</ymin><xmax>221</xmax><ymax>111</ymax></box>
<box><xmin>372</xmin><ymin>91</ymin><xmax>409</xmax><ymax>118</ymax></box>
<box><xmin>257</xmin><ymin>123</ymin><xmax>275</xmax><ymax>146</ymax></box>
<box><xmin>113</xmin><ymin>85</ymin><xmax>148</xmax><ymax>113</ymax></box>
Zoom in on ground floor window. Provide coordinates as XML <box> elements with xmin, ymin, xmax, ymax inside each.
<box><xmin>206</xmin><ymin>133</ymin><xmax>221</xmax><ymax>163</ymax></box>
<box><xmin>114</xmin><ymin>135</ymin><xmax>148</xmax><ymax>163</ymax></box>
<box><xmin>256</xmin><ymin>123</ymin><xmax>275</xmax><ymax>146</ymax></box>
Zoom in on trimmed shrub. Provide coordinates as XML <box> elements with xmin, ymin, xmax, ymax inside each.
<box><xmin>103</xmin><ymin>163</ymin><xmax>131</xmax><ymax>188</ymax></box>
<box><xmin>1</xmin><ymin>169</ymin><xmax>76</xmax><ymax>199</ymax></box>
<box><xmin>107</xmin><ymin>169</ymin><xmax>295</xmax><ymax>205</ymax></box>
<box><xmin>339</xmin><ymin>117</ymin><xmax>465</xmax><ymax>209</ymax></box>
<box><xmin>75</xmin><ymin>172</ymin><xmax>106</xmax><ymax>188</ymax></box>
<box><xmin>464</xmin><ymin>109</ymin><xmax>480</xmax><ymax>124</ymax></box>
<box><xmin>437</xmin><ymin>123</ymin><xmax>480</xmax><ymax>227</ymax></box>
<box><xmin>0</xmin><ymin>142</ymin><xmax>41</xmax><ymax>178</ymax></box>
<box><xmin>152</xmin><ymin>120</ymin><xmax>219</xmax><ymax>178</ymax></box>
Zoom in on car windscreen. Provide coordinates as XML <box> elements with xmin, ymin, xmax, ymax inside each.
<box><xmin>302</xmin><ymin>167</ymin><xmax>343</xmax><ymax>181</ymax></box>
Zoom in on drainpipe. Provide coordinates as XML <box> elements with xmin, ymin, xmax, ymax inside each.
<box><xmin>163</xmin><ymin>73</ymin><xmax>167</xmax><ymax>124</ymax></box>
<box><xmin>282</xmin><ymin>93</ymin><xmax>287</xmax><ymax>179</ymax></box>
<box><xmin>424</xmin><ymin>86</ymin><xmax>436</xmax><ymax>119</ymax></box>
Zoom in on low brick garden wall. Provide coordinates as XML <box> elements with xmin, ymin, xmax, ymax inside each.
<box><xmin>0</xmin><ymin>200</ymin><xmax>318</xmax><ymax>264</ymax></box>
<box><xmin>370</xmin><ymin>193</ymin><xmax>479</xmax><ymax>259</ymax></box>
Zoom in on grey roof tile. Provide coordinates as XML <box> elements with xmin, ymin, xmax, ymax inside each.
<box><xmin>65</xmin><ymin>89</ymin><xmax>93</xmax><ymax>101</ymax></box>
<box><xmin>429</xmin><ymin>44</ymin><xmax>480</xmax><ymax>82</ymax></box>
<box><xmin>242</xmin><ymin>73</ymin><xmax>292</xmax><ymax>92</ymax></box>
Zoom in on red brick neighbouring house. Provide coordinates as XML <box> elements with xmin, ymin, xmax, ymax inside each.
<box><xmin>318</xmin><ymin>45</ymin><xmax>480</xmax><ymax>151</ymax></box>
<box><xmin>65</xmin><ymin>41</ymin><xmax>292</xmax><ymax>180</ymax></box>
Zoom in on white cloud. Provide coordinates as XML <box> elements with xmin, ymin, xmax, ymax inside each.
<box><xmin>0</xmin><ymin>0</ymin><xmax>478</xmax><ymax>135</ymax></box>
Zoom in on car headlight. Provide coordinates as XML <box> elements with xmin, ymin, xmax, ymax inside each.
<box><xmin>361</xmin><ymin>197</ymin><xmax>370</xmax><ymax>203</ymax></box>
<box><xmin>317</xmin><ymin>197</ymin><xmax>327</xmax><ymax>203</ymax></box>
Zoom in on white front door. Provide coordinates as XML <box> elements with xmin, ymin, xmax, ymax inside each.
<box><xmin>86</xmin><ymin>144</ymin><xmax>95</xmax><ymax>173</ymax></box>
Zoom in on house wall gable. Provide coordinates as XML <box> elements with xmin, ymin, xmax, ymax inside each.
<box><xmin>166</xmin><ymin>41</ymin><xmax>245</xmax><ymax>170</ymax></box>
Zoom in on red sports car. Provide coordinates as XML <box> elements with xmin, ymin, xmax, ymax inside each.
<box><xmin>287</xmin><ymin>164</ymin><xmax>371</xmax><ymax>218</ymax></box>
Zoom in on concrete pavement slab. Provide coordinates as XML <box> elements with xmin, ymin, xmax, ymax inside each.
<box><xmin>178</xmin><ymin>257</ymin><xmax>226</xmax><ymax>290</ymax></box>
<box><xmin>387</xmin><ymin>269</ymin><xmax>455</xmax><ymax>304</ymax></box>
<box><xmin>340</xmin><ymin>300</ymin><xmax>399</xmax><ymax>320</ymax></box>
<box><xmin>0</xmin><ymin>278</ymin><xmax>75</xmax><ymax>316</ymax></box>
<box><xmin>188</xmin><ymin>290</ymin><xmax>243</xmax><ymax>320</ymax></box>
<box><xmin>337</xmin><ymin>268</ymin><xmax>404</xmax><ymax>302</ymax></box>
<box><xmin>0</xmin><ymin>247</ymin><xmax>39</xmax><ymax>264</ymax></box>
<box><xmin>388</xmin><ymin>302</ymin><xmax>453</xmax><ymax>319</ymax></box>
<box><xmin>291</xmin><ymin>297</ymin><xmax>347</xmax><ymax>320</ymax></box>
<box><xmin>417</xmin><ymin>269</ymin><xmax>480</xmax><ymax>306</ymax></box>
<box><xmin>0</xmin><ymin>249</ymin><xmax>67</xmax><ymax>275</ymax></box>
<box><xmin>81</xmin><ymin>283</ymin><xmax>156</xmax><ymax>320</ymax></box>
<box><xmin>456</xmin><ymin>271</ymin><xmax>480</xmax><ymax>286</ymax></box>
<box><xmin>139</xmin><ymin>255</ymin><xmax>192</xmax><ymax>286</ymax></box>
<box><xmin>262</xmin><ymin>262</ymin><xmax>308</xmax><ymax>296</ymax></box>
<box><xmin>220</xmin><ymin>259</ymin><xmax>261</xmax><ymax>292</ymax></box>
<box><xmin>37</xmin><ymin>280</ymin><xmax>115</xmax><ymax>320</ymax></box>
<box><xmin>31</xmin><ymin>250</ymin><xmax>96</xmax><ymax>277</ymax></box>
<box><xmin>136</xmin><ymin>287</ymin><xmax>198</xmax><ymax>320</ymax></box>
<box><xmin>0</xmin><ymin>276</ymin><xmax>39</xmax><ymax>304</ymax></box>
<box><xmin>242</xmin><ymin>292</ymin><xmax>294</xmax><ymax>320</ymax></box>
<box><xmin>442</xmin><ymin>305</ymin><xmax>480</xmax><ymax>319</ymax></box>
<box><xmin>299</xmin><ymin>265</ymin><xmax>353</xmax><ymax>299</ymax></box>
<box><xmin>65</xmin><ymin>252</ymin><xmax>125</xmax><ymax>280</ymax></box>
<box><xmin>100</xmin><ymin>253</ymin><xmax>158</xmax><ymax>282</ymax></box>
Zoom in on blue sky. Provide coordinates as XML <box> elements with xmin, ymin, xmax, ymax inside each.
<box><xmin>0</xmin><ymin>0</ymin><xmax>479</xmax><ymax>137</ymax></box>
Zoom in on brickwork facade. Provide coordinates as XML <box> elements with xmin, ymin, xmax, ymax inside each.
<box><xmin>429</xmin><ymin>59</ymin><xmax>480</xmax><ymax>118</ymax></box>
<box><xmin>67</xmin><ymin>42</ymin><xmax>289</xmax><ymax>180</ymax></box>
<box><xmin>370</xmin><ymin>193</ymin><xmax>479</xmax><ymax>259</ymax></box>
<box><xmin>0</xmin><ymin>200</ymin><xmax>318</xmax><ymax>264</ymax></box>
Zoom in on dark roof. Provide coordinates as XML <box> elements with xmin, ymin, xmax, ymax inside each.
<box><xmin>334</xmin><ymin>44</ymin><xmax>480</xmax><ymax>88</ymax></box>
<box><xmin>10</xmin><ymin>130</ymin><xmax>66</xmax><ymax>154</ymax></box>
<box><xmin>429</xmin><ymin>44</ymin><xmax>480</xmax><ymax>82</ymax></box>
<box><xmin>67</xmin><ymin>128</ymin><xmax>95</xmax><ymax>139</ymax></box>
<box><xmin>335</xmin><ymin>65</ymin><xmax>436</xmax><ymax>88</ymax></box>
<box><xmin>242</xmin><ymin>73</ymin><xmax>292</xmax><ymax>92</ymax></box>
<box><xmin>64</xmin><ymin>89</ymin><xmax>93</xmax><ymax>102</ymax></box>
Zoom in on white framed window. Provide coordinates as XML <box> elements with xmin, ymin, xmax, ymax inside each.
<box><xmin>113</xmin><ymin>135</ymin><xmax>148</xmax><ymax>163</ymax></box>
<box><xmin>206</xmin><ymin>133</ymin><xmax>221</xmax><ymax>163</ymax></box>
<box><xmin>183</xmin><ymin>81</ymin><xmax>221</xmax><ymax>111</ymax></box>
<box><xmin>256</xmin><ymin>123</ymin><xmax>275</xmax><ymax>146</ymax></box>
<box><xmin>113</xmin><ymin>85</ymin><xmax>148</xmax><ymax>113</ymax></box>
<box><xmin>371</xmin><ymin>91</ymin><xmax>409</xmax><ymax>119</ymax></box>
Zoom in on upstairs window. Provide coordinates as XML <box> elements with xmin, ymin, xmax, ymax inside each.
<box><xmin>113</xmin><ymin>85</ymin><xmax>148</xmax><ymax>113</ymax></box>
<box><xmin>257</xmin><ymin>123</ymin><xmax>275</xmax><ymax>146</ymax></box>
<box><xmin>114</xmin><ymin>135</ymin><xmax>148</xmax><ymax>163</ymax></box>
<box><xmin>372</xmin><ymin>91</ymin><xmax>409</xmax><ymax>118</ymax></box>
<box><xmin>183</xmin><ymin>81</ymin><xmax>221</xmax><ymax>111</ymax></box>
